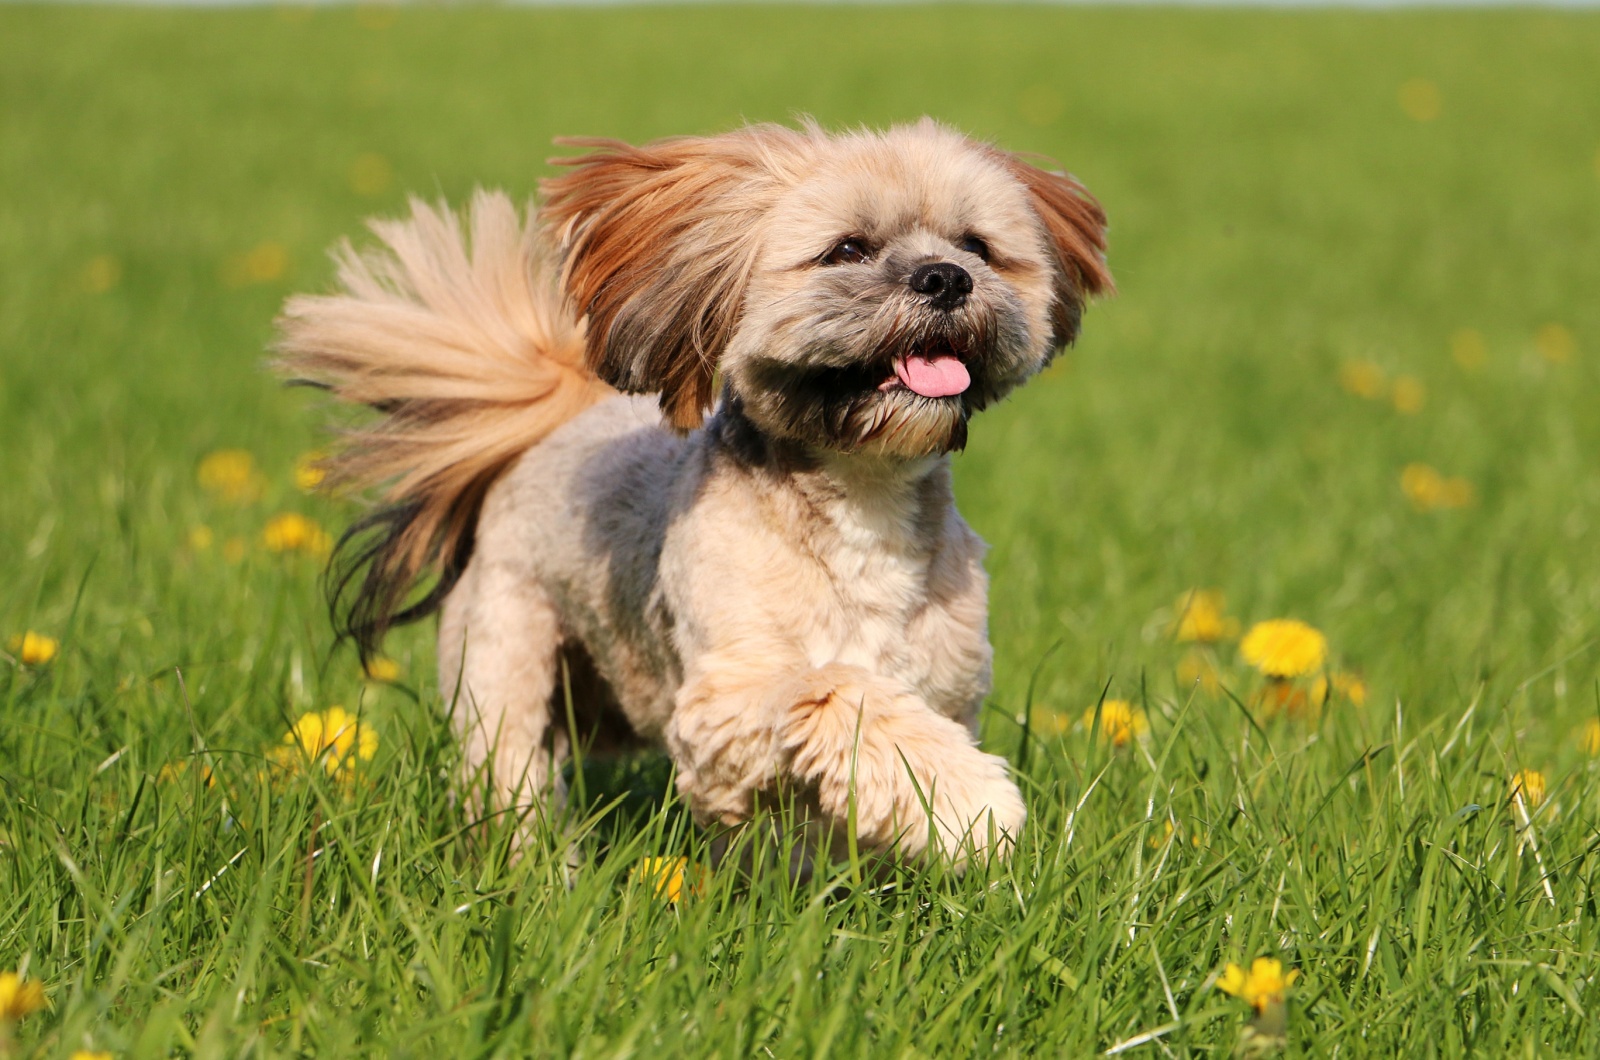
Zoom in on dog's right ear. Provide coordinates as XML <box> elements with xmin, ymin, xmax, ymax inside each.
<box><xmin>541</xmin><ymin>135</ymin><xmax>775</xmax><ymax>430</ymax></box>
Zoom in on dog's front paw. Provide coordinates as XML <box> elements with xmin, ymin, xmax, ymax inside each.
<box><xmin>776</xmin><ymin>665</ymin><xmax>1025</xmax><ymax>866</ymax></box>
<box><xmin>916</xmin><ymin>744</ymin><xmax>1026</xmax><ymax>864</ymax></box>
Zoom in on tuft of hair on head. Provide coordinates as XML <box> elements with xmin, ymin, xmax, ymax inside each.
<box><xmin>539</xmin><ymin>127</ymin><xmax>804</xmax><ymax>430</ymax></box>
<box><xmin>274</xmin><ymin>190</ymin><xmax>612</xmax><ymax>659</ymax></box>
<box><xmin>990</xmin><ymin>149</ymin><xmax>1113</xmax><ymax>349</ymax></box>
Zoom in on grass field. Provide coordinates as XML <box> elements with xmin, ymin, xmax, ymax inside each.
<box><xmin>3</xmin><ymin>4</ymin><xmax>1600</xmax><ymax>1055</ymax></box>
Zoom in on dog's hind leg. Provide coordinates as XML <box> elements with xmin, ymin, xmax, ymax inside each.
<box><xmin>438</xmin><ymin>556</ymin><xmax>566</xmax><ymax>836</ymax></box>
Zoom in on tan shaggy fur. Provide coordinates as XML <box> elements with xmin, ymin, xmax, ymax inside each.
<box><xmin>279</xmin><ymin>119</ymin><xmax>1110</xmax><ymax>865</ymax></box>
<box><xmin>277</xmin><ymin>191</ymin><xmax>615</xmax><ymax>601</ymax></box>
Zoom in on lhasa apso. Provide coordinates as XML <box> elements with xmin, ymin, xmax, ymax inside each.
<box><xmin>278</xmin><ymin>119</ymin><xmax>1110</xmax><ymax>864</ymax></box>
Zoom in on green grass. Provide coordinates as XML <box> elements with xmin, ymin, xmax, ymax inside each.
<box><xmin>3</xmin><ymin>4</ymin><xmax>1600</xmax><ymax>1055</ymax></box>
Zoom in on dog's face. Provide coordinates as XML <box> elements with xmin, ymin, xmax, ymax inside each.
<box><xmin>541</xmin><ymin>120</ymin><xmax>1111</xmax><ymax>457</ymax></box>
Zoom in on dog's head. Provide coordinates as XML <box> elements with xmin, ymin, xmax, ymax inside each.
<box><xmin>541</xmin><ymin>119</ymin><xmax>1111</xmax><ymax>457</ymax></box>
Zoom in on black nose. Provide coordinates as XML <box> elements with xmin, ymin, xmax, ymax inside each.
<box><xmin>908</xmin><ymin>262</ymin><xmax>973</xmax><ymax>310</ymax></box>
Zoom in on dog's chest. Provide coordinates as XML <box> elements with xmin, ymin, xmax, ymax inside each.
<box><xmin>801</xmin><ymin>492</ymin><xmax>973</xmax><ymax>705</ymax></box>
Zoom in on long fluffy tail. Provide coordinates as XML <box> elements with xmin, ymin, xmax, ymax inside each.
<box><xmin>276</xmin><ymin>190</ymin><xmax>612</xmax><ymax>656</ymax></box>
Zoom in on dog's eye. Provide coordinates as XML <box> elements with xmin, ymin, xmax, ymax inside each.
<box><xmin>822</xmin><ymin>238</ymin><xmax>872</xmax><ymax>266</ymax></box>
<box><xmin>959</xmin><ymin>235</ymin><xmax>991</xmax><ymax>262</ymax></box>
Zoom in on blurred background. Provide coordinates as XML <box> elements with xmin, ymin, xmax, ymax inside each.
<box><xmin>2</xmin><ymin>0</ymin><xmax>1598</xmax><ymax>767</ymax></box>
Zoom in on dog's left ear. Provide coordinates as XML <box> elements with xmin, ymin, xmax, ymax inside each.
<box><xmin>995</xmin><ymin>152</ymin><xmax>1114</xmax><ymax>349</ymax></box>
<box><xmin>541</xmin><ymin>134</ymin><xmax>778</xmax><ymax>430</ymax></box>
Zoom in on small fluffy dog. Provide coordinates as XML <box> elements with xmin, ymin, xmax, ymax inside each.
<box><xmin>278</xmin><ymin>119</ymin><xmax>1110</xmax><ymax>864</ymax></box>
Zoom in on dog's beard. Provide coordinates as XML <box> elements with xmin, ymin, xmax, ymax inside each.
<box><xmin>739</xmin><ymin>344</ymin><xmax>971</xmax><ymax>458</ymax></box>
<box><xmin>731</xmin><ymin>295</ymin><xmax>1034</xmax><ymax>458</ymax></box>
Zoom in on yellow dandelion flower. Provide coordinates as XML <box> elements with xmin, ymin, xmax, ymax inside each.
<box><xmin>1400</xmin><ymin>463</ymin><xmax>1442</xmax><ymax>508</ymax></box>
<box><xmin>262</xmin><ymin>513</ymin><xmax>332</xmax><ymax>556</ymax></box>
<box><xmin>294</xmin><ymin>451</ymin><xmax>329</xmax><ymax>492</ymax></box>
<box><xmin>1536</xmin><ymin>326</ymin><xmax>1574</xmax><ymax>368</ymax></box>
<box><xmin>1335</xmin><ymin>671</ymin><xmax>1367</xmax><ymax>705</ymax></box>
<box><xmin>1398</xmin><ymin>78</ymin><xmax>1441</xmax><ymax>122</ymax></box>
<box><xmin>1172</xmin><ymin>589</ymin><xmax>1238</xmax><ymax>643</ymax></box>
<box><xmin>1216</xmin><ymin>957</ymin><xmax>1299</xmax><ymax>1014</ymax></box>
<box><xmin>1451</xmin><ymin>328</ymin><xmax>1487</xmax><ymax>372</ymax></box>
<box><xmin>348</xmin><ymin>152</ymin><xmax>393</xmax><ymax>196</ymax></box>
<box><xmin>221</xmin><ymin>241</ymin><xmax>290</xmax><ymax>288</ymax></box>
<box><xmin>1080</xmin><ymin>699</ymin><xmax>1149</xmax><ymax>748</ymax></box>
<box><xmin>8</xmin><ymin>631</ymin><xmax>59</xmax><ymax>666</ymax></box>
<box><xmin>1511</xmin><ymin>769</ymin><xmax>1546</xmax><ymax>809</ymax></box>
<box><xmin>1535</xmin><ymin>324</ymin><xmax>1576</xmax><ymax>365</ymax></box>
<box><xmin>632</xmin><ymin>856</ymin><xmax>706</xmax><ymax>902</ymax></box>
<box><xmin>1390</xmin><ymin>375</ymin><xmax>1426</xmax><ymax>415</ymax></box>
<box><xmin>80</xmin><ymin>254</ymin><xmax>122</xmax><ymax>294</ymax></box>
<box><xmin>273</xmin><ymin>707</ymin><xmax>378</xmax><ymax>780</ymax></box>
<box><xmin>363</xmin><ymin>656</ymin><xmax>402</xmax><ymax>683</ymax></box>
<box><xmin>1582</xmin><ymin>719</ymin><xmax>1600</xmax><ymax>757</ymax></box>
<box><xmin>1400</xmin><ymin>463</ymin><xmax>1475</xmax><ymax>512</ymax></box>
<box><xmin>71</xmin><ymin>1051</ymin><xmax>114</xmax><ymax>1060</ymax></box>
<box><xmin>0</xmin><ymin>971</ymin><xmax>46</xmax><ymax>1020</ymax></box>
<box><xmin>1177</xmin><ymin>648</ymin><xmax>1222</xmax><ymax>695</ymax></box>
<box><xmin>1337</xmin><ymin>359</ymin><xmax>1387</xmax><ymax>400</ymax></box>
<box><xmin>1240</xmin><ymin>619</ymin><xmax>1326</xmax><ymax>678</ymax></box>
<box><xmin>197</xmin><ymin>449</ymin><xmax>265</xmax><ymax>502</ymax></box>
<box><xmin>188</xmin><ymin>525</ymin><xmax>215</xmax><ymax>551</ymax></box>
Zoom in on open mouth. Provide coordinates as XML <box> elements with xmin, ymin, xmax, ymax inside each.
<box><xmin>738</xmin><ymin>333</ymin><xmax>980</xmax><ymax>455</ymax></box>
<box><xmin>876</xmin><ymin>341</ymin><xmax>972</xmax><ymax>399</ymax></box>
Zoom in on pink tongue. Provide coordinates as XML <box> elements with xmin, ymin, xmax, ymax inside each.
<box><xmin>895</xmin><ymin>355</ymin><xmax>970</xmax><ymax>398</ymax></box>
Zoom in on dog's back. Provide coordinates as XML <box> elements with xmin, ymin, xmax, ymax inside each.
<box><xmin>457</xmin><ymin>392</ymin><xmax>692</xmax><ymax>740</ymax></box>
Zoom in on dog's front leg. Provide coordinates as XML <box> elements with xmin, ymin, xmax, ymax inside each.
<box><xmin>669</xmin><ymin>657</ymin><xmax>1024</xmax><ymax>865</ymax></box>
